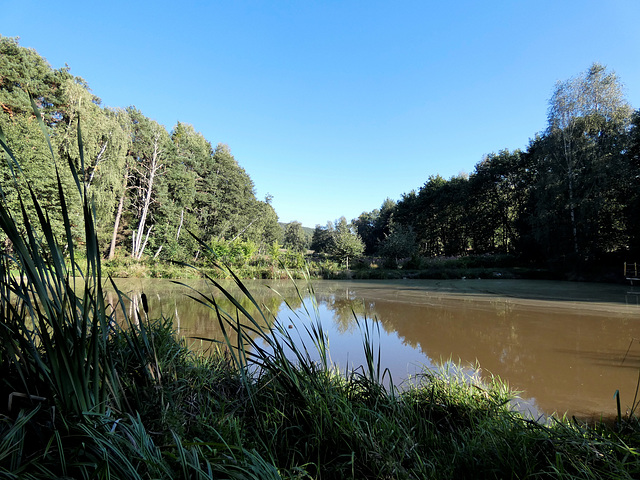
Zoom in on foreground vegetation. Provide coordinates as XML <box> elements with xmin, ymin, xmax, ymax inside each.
<box><xmin>2</xmin><ymin>99</ymin><xmax>640</xmax><ymax>479</ymax></box>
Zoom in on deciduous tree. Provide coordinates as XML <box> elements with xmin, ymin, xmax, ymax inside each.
<box><xmin>329</xmin><ymin>217</ymin><xmax>364</xmax><ymax>269</ymax></box>
<box><xmin>543</xmin><ymin>63</ymin><xmax>632</xmax><ymax>257</ymax></box>
<box><xmin>283</xmin><ymin>221</ymin><xmax>308</xmax><ymax>252</ymax></box>
<box><xmin>127</xmin><ymin>108</ymin><xmax>172</xmax><ymax>259</ymax></box>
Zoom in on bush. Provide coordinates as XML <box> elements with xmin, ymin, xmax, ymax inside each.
<box><xmin>205</xmin><ymin>239</ymin><xmax>257</xmax><ymax>267</ymax></box>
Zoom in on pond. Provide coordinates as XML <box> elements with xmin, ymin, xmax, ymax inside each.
<box><xmin>108</xmin><ymin>277</ymin><xmax>640</xmax><ymax>420</ymax></box>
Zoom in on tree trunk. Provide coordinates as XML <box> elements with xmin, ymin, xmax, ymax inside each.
<box><xmin>562</xmin><ymin>130</ymin><xmax>580</xmax><ymax>255</ymax></box>
<box><xmin>132</xmin><ymin>130</ymin><xmax>162</xmax><ymax>259</ymax></box>
<box><xmin>176</xmin><ymin>208</ymin><xmax>184</xmax><ymax>240</ymax></box>
<box><xmin>137</xmin><ymin>225</ymin><xmax>153</xmax><ymax>260</ymax></box>
<box><xmin>107</xmin><ymin>174</ymin><xmax>128</xmax><ymax>260</ymax></box>
<box><xmin>87</xmin><ymin>140</ymin><xmax>108</xmax><ymax>188</ymax></box>
<box><xmin>567</xmin><ymin>166</ymin><xmax>579</xmax><ymax>254</ymax></box>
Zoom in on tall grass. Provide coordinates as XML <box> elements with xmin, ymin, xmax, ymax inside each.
<box><xmin>1</xmin><ymin>99</ymin><xmax>640</xmax><ymax>478</ymax></box>
<box><xmin>0</xmin><ymin>105</ymin><xmax>119</xmax><ymax>418</ymax></box>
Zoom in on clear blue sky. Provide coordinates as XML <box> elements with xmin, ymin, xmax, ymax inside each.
<box><xmin>4</xmin><ymin>0</ymin><xmax>640</xmax><ymax>228</ymax></box>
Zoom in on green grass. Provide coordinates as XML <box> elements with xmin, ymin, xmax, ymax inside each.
<box><xmin>1</xmin><ymin>97</ymin><xmax>640</xmax><ymax>478</ymax></box>
<box><xmin>100</xmin><ymin>252</ymin><xmax>330</xmax><ymax>280</ymax></box>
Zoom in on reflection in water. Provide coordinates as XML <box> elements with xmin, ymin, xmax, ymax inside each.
<box><xmin>109</xmin><ymin>278</ymin><xmax>640</xmax><ymax>419</ymax></box>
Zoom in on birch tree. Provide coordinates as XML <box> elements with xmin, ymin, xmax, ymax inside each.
<box><xmin>59</xmin><ymin>79</ymin><xmax>130</xmax><ymax>251</ymax></box>
<box><xmin>544</xmin><ymin>63</ymin><xmax>632</xmax><ymax>256</ymax></box>
<box><xmin>148</xmin><ymin>122</ymin><xmax>202</xmax><ymax>261</ymax></box>
<box><xmin>127</xmin><ymin>108</ymin><xmax>169</xmax><ymax>260</ymax></box>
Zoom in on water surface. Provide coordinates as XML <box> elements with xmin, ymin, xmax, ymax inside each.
<box><xmin>110</xmin><ymin>278</ymin><xmax>640</xmax><ymax>419</ymax></box>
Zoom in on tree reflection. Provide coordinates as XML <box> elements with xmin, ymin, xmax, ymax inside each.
<box><xmin>317</xmin><ymin>289</ymin><xmax>371</xmax><ymax>334</ymax></box>
<box><xmin>106</xmin><ymin>279</ymin><xmax>285</xmax><ymax>351</ymax></box>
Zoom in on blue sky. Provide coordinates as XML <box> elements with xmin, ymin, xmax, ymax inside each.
<box><xmin>4</xmin><ymin>1</ymin><xmax>640</xmax><ymax>228</ymax></box>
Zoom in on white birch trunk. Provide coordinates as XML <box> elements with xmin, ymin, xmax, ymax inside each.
<box><xmin>132</xmin><ymin>129</ymin><xmax>163</xmax><ymax>259</ymax></box>
<box><xmin>176</xmin><ymin>208</ymin><xmax>184</xmax><ymax>241</ymax></box>
<box><xmin>108</xmin><ymin>174</ymin><xmax>128</xmax><ymax>260</ymax></box>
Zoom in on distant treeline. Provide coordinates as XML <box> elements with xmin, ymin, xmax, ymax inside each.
<box><xmin>0</xmin><ymin>36</ymin><xmax>281</xmax><ymax>263</ymax></box>
<box><xmin>314</xmin><ymin>63</ymin><xmax>640</xmax><ymax>270</ymax></box>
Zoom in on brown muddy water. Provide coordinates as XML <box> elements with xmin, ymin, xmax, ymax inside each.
<box><xmin>108</xmin><ymin>278</ymin><xmax>640</xmax><ymax>420</ymax></box>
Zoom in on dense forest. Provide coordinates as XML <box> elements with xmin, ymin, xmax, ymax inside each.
<box><xmin>2</xmin><ymin>35</ymin><xmax>639</xmax><ymax>276</ymax></box>
<box><xmin>311</xmin><ymin>63</ymin><xmax>640</xmax><ymax>274</ymax></box>
<box><xmin>0</xmin><ymin>36</ymin><xmax>282</xmax><ymax>265</ymax></box>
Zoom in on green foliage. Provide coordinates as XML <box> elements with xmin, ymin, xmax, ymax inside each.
<box><xmin>328</xmin><ymin>217</ymin><xmax>365</xmax><ymax>268</ymax></box>
<box><xmin>533</xmin><ymin>64</ymin><xmax>633</xmax><ymax>258</ymax></box>
<box><xmin>310</xmin><ymin>221</ymin><xmax>334</xmax><ymax>253</ymax></box>
<box><xmin>467</xmin><ymin>149</ymin><xmax>529</xmax><ymax>254</ymax></box>
<box><xmin>0</xmin><ymin>38</ymin><xmax>279</xmax><ymax>266</ymax></box>
<box><xmin>625</xmin><ymin>110</ymin><xmax>640</xmax><ymax>255</ymax></box>
<box><xmin>204</xmin><ymin>144</ymin><xmax>258</xmax><ymax>240</ymax></box>
<box><xmin>0</xmin><ymin>36</ymin><xmax>72</xmax><ymax>121</ymax></box>
<box><xmin>311</xmin><ymin>218</ymin><xmax>364</xmax><ymax>268</ymax></box>
<box><xmin>377</xmin><ymin>223</ymin><xmax>418</xmax><ymax>262</ymax></box>
<box><xmin>246</xmin><ymin>199</ymin><xmax>282</xmax><ymax>253</ymax></box>
<box><xmin>4</xmin><ymin>37</ymin><xmax>640</xmax><ymax>277</ymax></box>
<box><xmin>280</xmin><ymin>248</ymin><xmax>306</xmax><ymax>269</ymax></box>
<box><xmin>352</xmin><ymin>209</ymin><xmax>379</xmax><ymax>253</ymax></box>
<box><xmin>416</xmin><ymin>174</ymin><xmax>470</xmax><ymax>256</ymax></box>
<box><xmin>268</xmin><ymin>240</ymin><xmax>282</xmax><ymax>260</ymax></box>
<box><xmin>0</xmin><ymin>99</ymin><xmax>122</xmax><ymax>420</ymax></box>
<box><xmin>369</xmin><ymin>64</ymin><xmax>639</xmax><ymax>272</ymax></box>
<box><xmin>0</xmin><ymin>115</ymin><xmax>83</xmax><ymax>245</ymax></box>
<box><xmin>282</xmin><ymin>220</ymin><xmax>308</xmax><ymax>252</ymax></box>
<box><xmin>352</xmin><ymin>198</ymin><xmax>396</xmax><ymax>254</ymax></box>
<box><xmin>182</xmin><ymin>263</ymin><xmax>640</xmax><ymax>479</ymax></box>
<box><xmin>58</xmin><ymin>80</ymin><xmax>131</xmax><ymax>249</ymax></box>
<box><xmin>206</xmin><ymin>238</ymin><xmax>257</xmax><ymax>267</ymax></box>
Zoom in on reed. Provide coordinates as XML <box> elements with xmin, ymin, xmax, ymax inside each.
<box><xmin>0</xmin><ymin>105</ymin><xmax>120</xmax><ymax>419</ymax></box>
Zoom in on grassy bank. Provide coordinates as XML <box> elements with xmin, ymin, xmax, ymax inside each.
<box><xmin>100</xmin><ymin>251</ymin><xmax>336</xmax><ymax>280</ymax></box>
<box><xmin>100</xmin><ymin>252</ymin><xmax>619</xmax><ymax>284</ymax></box>
<box><xmin>98</xmin><ymin>253</ymin><xmax>544</xmax><ymax>282</ymax></box>
<box><xmin>2</xmin><ymin>103</ymin><xmax>640</xmax><ymax>478</ymax></box>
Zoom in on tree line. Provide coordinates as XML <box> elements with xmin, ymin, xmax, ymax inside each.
<box><xmin>310</xmin><ymin>63</ymin><xmax>639</xmax><ymax>271</ymax></box>
<box><xmin>2</xmin><ymin>35</ymin><xmax>639</xmax><ymax>272</ymax></box>
<box><xmin>0</xmin><ymin>36</ymin><xmax>281</xmax><ymax>263</ymax></box>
